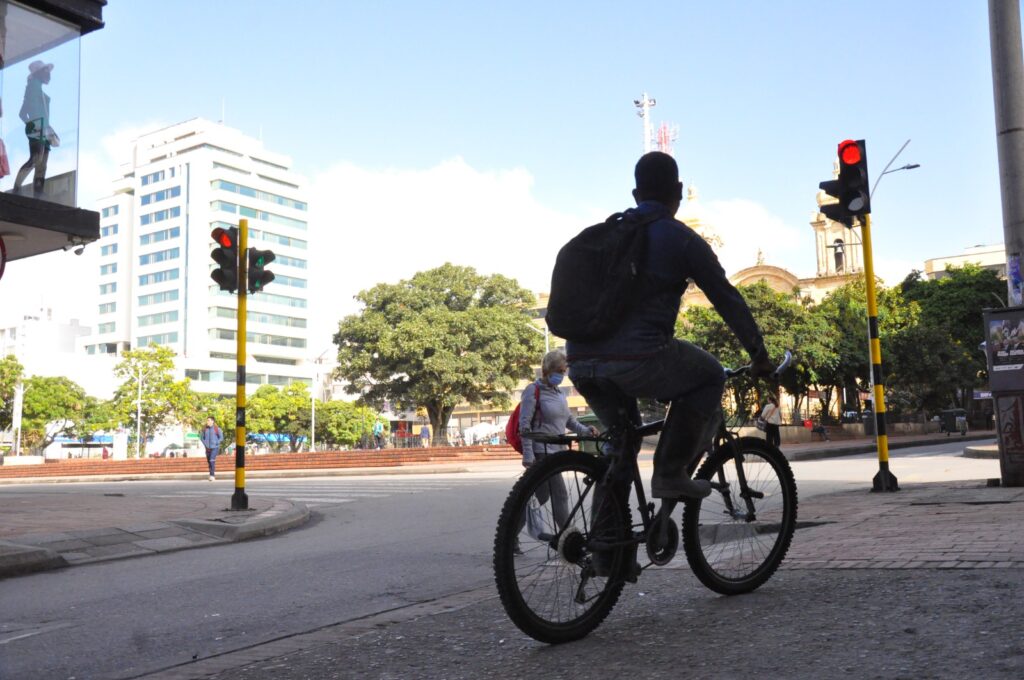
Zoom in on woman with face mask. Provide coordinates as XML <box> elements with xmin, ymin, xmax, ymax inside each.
<box><xmin>514</xmin><ymin>349</ymin><xmax>599</xmax><ymax>548</ymax></box>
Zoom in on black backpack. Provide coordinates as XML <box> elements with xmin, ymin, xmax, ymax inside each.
<box><xmin>545</xmin><ymin>210</ymin><xmax>661</xmax><ymax>342</ymax></box>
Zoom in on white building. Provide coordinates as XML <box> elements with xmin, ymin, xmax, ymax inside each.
<box><xmin>924</xmin><ymin>243</ymin><xmax>1006</xmax><ymax>281</ymax></box>
<box><xmin>82</xmin><ymin>119</ymin><xmax>313</xmax><ymax>396</ymax></box>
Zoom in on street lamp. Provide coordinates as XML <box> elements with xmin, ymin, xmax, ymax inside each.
<box><xmin>525</xmin><ymin>321</ymin><xmax>549</xmax><ymax>353</ymax></box>
<box><xmin>310</xmin><ymin>347</ymin><xmax>333</xmax><ymax>453</ymax></box>
<box><xmin>870</xmin><ymin>139</ymin><xmax>920</xmax><ymax>200</ymax></box>
<box><xmin>134</xmin><ymin>366</ymin><xmax>152</xmax><ymax>459</ymax></box>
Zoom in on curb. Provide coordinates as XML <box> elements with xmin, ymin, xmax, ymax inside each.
<box><xmin>784</xmin><ymin>433</ymin><xmax>997</xmax><ymax>461</ymax></box>
<box><xmin>171</xmin><ymin>500</ymin><xmax>310</xmax><ymax>541</ymax></box>
<box><xmin>0</xmin><ymin>465</ymin><xmax>476</xmax><ymax>486</ymax></box>
<box><xmin>0</xmin><ymin>541</ymin><xmax>68</xmax><ymax>578</ymax></box>
<box><xmin>0</xmin><ymin>499</ymin><xmax>310</xmax><ymax>580</ymax></box>
<box><xmin>963</xmin><ymin>444</ymin><xmax>1000</xmax><ymax>459</ymax></box>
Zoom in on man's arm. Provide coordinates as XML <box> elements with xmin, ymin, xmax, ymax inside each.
<box><xmin>685</xmin><ymin>236</ymin><xmax>767</xmax><ymax>362</ymax></box>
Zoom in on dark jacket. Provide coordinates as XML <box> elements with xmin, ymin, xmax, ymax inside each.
<box><xmin>567</xmin><ymin>201</ymin><xmax>765</xmax><ymax>360</ymax></box>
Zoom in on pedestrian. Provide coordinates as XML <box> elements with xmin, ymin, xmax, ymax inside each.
<box><xmin>516</xmin><ymin>349</ymin><xmax>599</xmax><ymax>550</ymax></box>
<box><xmin>14</xmin><ymin>60</ymin><xmax>56</xmax><ymax>197</ymax></box>
<box><xmin>760</xmin><ymin>394</ymin><xmax>782</xmax><ymax>448</ymax></box>
<box><xmin>200</xmin><ymin>416</ymin><xmax>224</xmax><ymax>481</ymax></box>
<box><xmin>372</xmin><ymin>420</ymin><xmax>384</xmax><ymax>450</ymax></box>
<box><xmin>420</xmin><ymin>423</ymin><xmax>431</xmax><ymax>448</ymax></box>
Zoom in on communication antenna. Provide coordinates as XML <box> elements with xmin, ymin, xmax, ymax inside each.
<box><xmin>657</xmin><ymin>122</ymin><xmax>679</xmax><ymax>157</ymax></box>
<box><xmin>633</xmin><ymin>92</ymin><xmax>656</xmax><ymax>153</ymax></box>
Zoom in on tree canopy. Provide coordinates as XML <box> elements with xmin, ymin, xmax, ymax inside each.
<box><xmin>334</xmin><ymin>263</ymin><xmax>544</xmax><ymax>443</ymax></box>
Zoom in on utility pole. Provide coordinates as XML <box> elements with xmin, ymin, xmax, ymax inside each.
<box><xmin>990</xmin><ymin>0</ymin><xmax>1024</xmax><ymax>305</ymax></box>
<box><xmin>233</xmin><ymin>219</ymin><xmax>250</xmax><ymax>510</ymax></box>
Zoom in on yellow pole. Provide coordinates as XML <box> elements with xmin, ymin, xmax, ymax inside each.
<box><xmin>861</xmin><ymin>214</ymin><xmax>899</xmax><ymax>491</ymax></box>
<box><xmin>232</xmin><ymin>219</ymin><xmax>250</xmax><ymax>510</ymax></box>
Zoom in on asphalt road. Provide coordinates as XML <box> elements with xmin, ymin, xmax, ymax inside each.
<box><xmin>0</xmin><ymin>439</ymin><xmax>1000</xmax><ymax>679</ymax></box>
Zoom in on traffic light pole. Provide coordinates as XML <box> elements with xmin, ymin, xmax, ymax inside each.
<box><xmin>232</xmin><ymin>219</ymin><xmax>250</xmax><ymax>511</ymax></box>
<box><xmin>861</xmin><ymin>214</ymin><xmax>899</xmax><ymax>492</ymax></box>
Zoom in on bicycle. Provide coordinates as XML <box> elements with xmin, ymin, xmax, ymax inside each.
<box><xmin>492</xmin><ymin>351</ymin><xmax>797</xmax><ymax>644</ymax></box>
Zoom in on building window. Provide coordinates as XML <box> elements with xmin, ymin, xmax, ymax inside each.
<box><xmin>99</xmin><ymin>302</ymin><xmax>116</xmax><ymax>314</ymax></box>
<box><xmin>139</xmin><ymin>269</ymin><xmax>180</xmax><ymax>286</ymax></box>
<box><xmin>141</xmin><ymin>170</ymin><xmax>165</xmax><ymax>186</ymax></box>
<box><xmin>139</xmin><ymin>226</ymin><xmax>180</xmax><ymax>245</ymax></box>
<box><xmin>274</xmin><ymin>274</ymin><xmax>307</xmax><ymax>289</ymax></box>
<box><xmin>100</xmin><ymin>244</ymin><xmax>118</xmax><ymax>256</ymax></box>
<box><xmin>210</xmin><ymin>180</ymin><xmax>307</xmax><ymax>211</ymax></box>
<box><xmin>210</xmin><ymin>307</ymin><xmax>308</xmax><ymax>328</ymax></box>
<box><xmin>140</xmin><ymin>206</ymin><xmax>181</xmax><ymax>225</ymax></box>
<box><xmin>210</xmin><ymin>201</ymin><xmax>306</xmax><ymax>230</ymax></box>
<box><xmin>139</xmin><ymin>247</ymin><xmax>179</xmax><ymax>266</ymax></box>
<box><xmin>100</xmin><ymin>263</ymin><xmax>117</xmax><ymax>275</ymax></box>
<box><xmin>138</xmin><ymin>289</ymin><xmax>179</xmax><ymax>306</ymax></box>
<box><xmin>138</xmin><ymin>332</ymin><xmax>179</xmax><ymax>347</ymax></box>
<box><xmin>209</xmin><ymin>286</ymin><xmax>307</xmax><ymax>308</ymax></box>
<box><xmin>138</xmin><ymin>310</ymin><xmax>179</xmax><ymax>327</ymax></box>
<box><xmin>140</xmin><ymin>186</ymin><xmax>181</xmax><ymax>205</ymax></box>
<box><xmin>210</xmin><ymin>329</ymin><xmax>307</xmax><ymax>348</ymax></box>
<box><xmin>98</xmin><ymin>322</ymin><xmax>116</xmax><ymax>334</ymax></box>
<box><xmin>274</xmin><ymin>254</ymin><xmax>307</xmax><ymax>269</ymax></box>
<box><xmin>102</xmin><ymin>206</ymin><xmax>119</xmax><ymax>218</ymax></box>
<box><xmin>99</xmin><ymin>282</ymin><xmax>117</xmax><ymax>295</ymax></box>
<box><xmin>101</xmin><ymin>224</ymin><xmax>118</xmax><ymax>237</ymax></box>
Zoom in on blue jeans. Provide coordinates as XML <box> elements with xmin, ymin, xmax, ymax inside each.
<box><xmin>205</xmin><ymin>448</ymin><xmax>216</xmax><ymax>475</ymax></box>
<box><xmin>570</xmin><ymin>339</ymin><xmax>725</xmax><ymax>481</ymax></box>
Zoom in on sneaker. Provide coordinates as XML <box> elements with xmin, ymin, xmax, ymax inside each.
<box><xmin>208</xmin><ymin>475</ymin><xmax>216</xmax><ymax>481</ymax></box>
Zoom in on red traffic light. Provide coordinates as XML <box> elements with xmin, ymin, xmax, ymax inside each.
<box><xmin>211</xmin><ymin>227</ymin><xmax>235</xmax><ymax>248</ymax></box>
<box><xmin>838</xmin><ymin>139</ymin><xmax>861</xmax><ymax>165</ymax></box>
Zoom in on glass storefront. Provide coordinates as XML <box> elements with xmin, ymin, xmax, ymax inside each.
<box><xmin>0</xmin><ymin>0</ymin><xmax>81</xmax><ymax>207</ymax></box>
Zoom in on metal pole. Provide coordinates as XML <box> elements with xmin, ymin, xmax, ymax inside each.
<box><xmin>990</xmin><ymin>0</ymin><xmax>1024</xmax><ymax>306</ymax></box>
<box><xmin>232</xmin><ymin>219</ymin><xmax>249</xmax><ymax>510</ymax></box>
<box><xmin>861</xmin><ymin>214</ymin><xmax>899</xmax><ymax>492</ymax></box>
<box><xmin>136</xmin><ymin>368</ymin><xmax>143</xmax><ymax>459</ymax></box>
<box><xmin>310</xmin><ymin>392</ymin><xmax>316</xmax><ymax>453</ymax></box>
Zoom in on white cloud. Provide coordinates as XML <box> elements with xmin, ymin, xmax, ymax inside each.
<box><xmin>695</xmin><ymin>198</ymin><xmax>810</xmax><ymax>278</ymax></box>
<box><xmin>306</xmin><ymin>157</ymin><xmax>587</xmax><ymax>349</ymax></box>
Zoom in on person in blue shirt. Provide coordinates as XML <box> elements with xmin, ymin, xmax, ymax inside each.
<box><xmin>200</xmin><ymin>416</ymin><xmax>224</xmax><ymax>481</ymax></box>
<box><xmin>568</xmin><ymin>152</ymin><xmax>774</xmax><ymax>501</ymax></box>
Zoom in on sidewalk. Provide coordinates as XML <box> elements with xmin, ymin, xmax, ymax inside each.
<box><xmin>0</xmin><ymin>491</ymin><xmax>308</xmax><ymax>579</ymax></box>
<box><xmin>147</xmin><ymin>479</ymin><xmax>1024</xmax><ymax>680</ymax></box>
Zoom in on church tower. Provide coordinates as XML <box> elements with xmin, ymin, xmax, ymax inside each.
<box><xmin>811</xmin><ymin>160</ymin><xmax>863</xmax><ymax>277</ymax></box>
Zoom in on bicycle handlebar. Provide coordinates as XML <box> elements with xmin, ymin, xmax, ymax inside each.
<box><xmin>724</xmin><ymin>349</ymin><xmax>793</xmax><ymax>381</ymax></box>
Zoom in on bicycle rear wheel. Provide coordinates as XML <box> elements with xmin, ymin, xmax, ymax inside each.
<box><xmin>493</xmin><ymin>451</ymin><xmax>632</xmax><ymax>644</ymax></box>
<box><xmin>681</xmin><ymin>437</ymin><xmax>797</xmax><ymax>595</ymax></box>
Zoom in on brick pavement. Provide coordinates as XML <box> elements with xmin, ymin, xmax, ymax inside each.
<box><xmin>785</xmin><ymin>482</ymin><xmax>1024</xmax><ymax>570</ymax></box>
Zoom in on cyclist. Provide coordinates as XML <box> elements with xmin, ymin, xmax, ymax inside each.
<box><xmin>568</xmin><ymin>151</ymin><xmax>774</xmax><ymax>500</ymax></box>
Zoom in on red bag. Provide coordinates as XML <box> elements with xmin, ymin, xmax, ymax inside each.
<box><xmin>505</xmin><ymin>385</ymin><xmax>541</xmax><ymax>453</ymax></box>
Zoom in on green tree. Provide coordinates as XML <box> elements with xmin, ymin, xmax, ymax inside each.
<box><xmin>314</xmin><ymin>399</ymin><xmax>378</xmax><ymax>449</ymax></box>
<box><xmin>678</xmin><ymin>281</ymin><xmax>826</xmax><ymax>420</ymax></box>
<box><xmin>0</xmin><ymin>354</ymin><xmax>24</xmax><ymax>431</ymax></box>
<box><xmin>20</xmin><ymin>376</ymin><xmax>89</xmax><ymax>452</ymax></box>
<box><xmin>248</xmin><ymin>383</ymin><xmax>312</xmax><ymax>452</ymax></box>
<box><xmin>890</xmin><ymin>264</ymin><xmax>1003</xmax><ymax>412</ymax></box>
<box><xmin>110</xmin><ymin>345</ymin><xmax>177</xmax><ymax>456</ymax></box>
<box><xmin>334</xmin><ymin>264</ymin><xmax>544</xmax><ymax>444</ymax></box>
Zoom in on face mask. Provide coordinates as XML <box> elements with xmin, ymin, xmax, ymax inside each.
<box><xmin>548</xmin><ymin>372</ymin><xmax>565</xmax><ymax>386</ymax></box>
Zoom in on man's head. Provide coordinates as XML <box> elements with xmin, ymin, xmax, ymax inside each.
<box><xmin>206</xmin><ymin>416</ymin><xmax>215</xmax><ymax>427</ymax></box>
<box><xmin>632</xmin><ymin>151</ymin><xmax>683</xmax><ymax>214</ymax></box>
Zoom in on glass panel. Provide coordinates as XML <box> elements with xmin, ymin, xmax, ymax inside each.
<box><xmin>0</xmin><ymin>1</ymin><xmax>82</xmax><ymax>207</ymax></box>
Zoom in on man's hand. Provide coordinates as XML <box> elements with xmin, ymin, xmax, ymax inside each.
<box><xmin>750</xmin><ymin>347</ymin><xmax>775</xmax><ymax>379</ymax></box>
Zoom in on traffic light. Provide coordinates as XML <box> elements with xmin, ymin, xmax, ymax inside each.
<box><xmin>247</xmin><ymin>248</ymin><xmax>276</xmax><ymax>293</ymax></box>
<box><xmin>210</xmin><ymin>226</ymin><xmax>239</xmax><ymax>292</ymax></box>
<box><xmin>819</xmin><ymin>139</ymin><xmax>871</xmax><ymax>224</ymax></box>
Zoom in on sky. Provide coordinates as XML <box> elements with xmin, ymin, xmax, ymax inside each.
<box><xmin>0</xmin><ymin>0</ymin><xmax>1009</xmax><ymax>351</ymax></box>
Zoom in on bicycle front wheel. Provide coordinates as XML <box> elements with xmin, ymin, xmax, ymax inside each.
<box><xmin>681</xmin><ymin>437</ymin><xmax>797</xmax><ymax>595</ymax></box>
<box><xmin>493</xmin><ymin>451</ymin><xmax>632</xmax><ymax>644</ymax></box>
